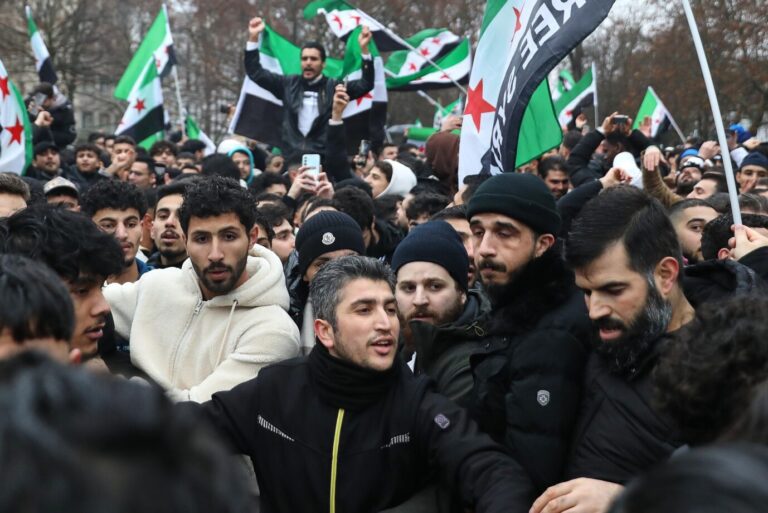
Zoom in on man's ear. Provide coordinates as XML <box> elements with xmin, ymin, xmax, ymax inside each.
<box><xmin>314</xmin><ymin>319</ymin><xmax>334</xmax><ymax>351</ymax></box>
<box><xmin>141</xmin><ymin>212</ymin><xmax>153</xmax><ymax>230</ymax></box>
<box><xmin>534</xmin><ymin>234</ymin><xmax>556</xmax><ymax>258</ymax></box>
<box><xmin>718</xmin><ymin>247</ymin><xmax>732</xmax><ymax>261</ymax></box>
<box><xmin>655</xmin><ymin>256</ymin><xmax>680</xmax><ymax>296</ymax></box>
<box><xmin>249</xmin><ymin>225</ymin><xmax>259</xmax><ymax>247</ymax></box>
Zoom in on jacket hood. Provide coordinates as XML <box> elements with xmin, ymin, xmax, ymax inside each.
<box><xmin>218</xmin><ymin>139</ymin><xmax>258</xmax><ymax>184</ymax></box>
<box><xmin>182</xmin><ymin>243</ymin><xmax>290</xmax><ymax>310</ymax></box>
<box><xmin>379</xmin><ymin>159</ymin><xmax>417</xmax><ymax>198</ymax></box>
<box><xmin>683</xmin><ymin>258</ymin><xmax>765</xmax><ymax>307</ymax></box>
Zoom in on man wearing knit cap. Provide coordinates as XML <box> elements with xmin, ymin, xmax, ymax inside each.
<box><xmin>466</xmin><ymin>172</ymin><xmax>590</xmax><ymax>494</ymax></box>
<box><xmin>737</xmin><ymin>151</ymin><xmax>768</xmax><ymax>193</ymax></box>
<box><xmin>290</xmin><ymin>210</ymin><xmax>366</xmax><ymax>353</ymax></box>
<box><xmin>392</xmin><ymin>220</ymin><xmax>490</xmax><ymax>408</ymax></box>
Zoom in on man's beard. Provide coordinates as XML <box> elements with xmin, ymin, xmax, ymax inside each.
<box><xmin>592</xmin><ymin>277</ymin><xmax>673</xmax><ymax>374</ymax></box>
<box><xmin>404</xmin><ymin>294</ymin><xmax>465</xmax><ymax>328</ymax></box>
<box><xmin>477</xmin><ymin>248</ymin><xmax>536</xmax><ymax>306</ymax></box>
<box><xmin>675</xmin><ymin>181</ymin><xmax>695</xmax><ymax>196</ymax></box>
<box><xmin>193</xmin><ymin>252</ymin><xmax>248</xmax><ymax>296</ymax></box>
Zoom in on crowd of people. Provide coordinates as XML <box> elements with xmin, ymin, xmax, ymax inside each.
<box><xmin>1</xmin><ymin>17</ymin><xmax>768</xmax><ymax>513</ymax></box>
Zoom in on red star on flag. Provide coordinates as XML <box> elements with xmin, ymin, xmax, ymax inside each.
<box><xmin>431</xmin><ymin>37</ymin><xmax>442</xmax><ymax>45</ymax></box>
<box><xmin>465</xmin><ymin>79</ymin><xmax>495</xmax><ymax>132</ymax></box>
<box><xmin>134</xmin><ymin>98</ymin><xmax>146</xmax><ymax>114</ymax></box>
<box><xmin>6</xmin><ymin>117</ymin><xmax>24</xmax><ymax>145</ymax></box>
<box><xmin>351</xmin><ymin>14</ymin><xmax>361</xmax><ymax>25</ymax></box>
<box><xmin>408</xmin><ymin>63</ymin><xmax>418</xmax><ymax>72</ymax></box>
<box><xmin>0</xmin><ymin>75</ymin><xmax>9</xmax><ymax>99</ymax></box>
<box><xmin>355</xmin><ymin>92</ymin><xmax>373</xmax><ymax>106</ymax></box>
<box><xmin>331</xmin><ymin>14</ymin><xmax>343</xmax><ymax>30</ymax></box>
<box><xmin>419</xmin><ymin>48</ymin><xmax>430</xmax><ymax>57</ymax></box>
<box><xmin>513</xmin><ymin>7</ymin><xmax>523</xmax><ymax>33</ymax></box>
<box><xmin>155</xmin><ymin>58</ymin><xmax>162</xmax><ymax>69</ymax></box>
<box><xmin>440</xmin><ymin>72</ymin><xmax>450</xmax><ymax>80</ymax></box>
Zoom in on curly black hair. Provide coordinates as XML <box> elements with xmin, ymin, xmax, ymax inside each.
<box><xmin>332</xmin><ymin>186</ymin><xmax>374</xmax><ymax>231</ymax></box>
<box><xmin>80</xmin><ymin>180</ymin><xmax>148</xmax><ymax>218</ymax></box>
<box><xmin>0</xmin><ymin>204</ymin><xmax>123</xmax><ymax>282</ymax></box>
<box><xmin>178</xmin><ymin>176</ymin><xmax>256</xmax><ymax>235</ymax></box>
<box><xmin>654</xmin><ymin>294</ymin><xmax>768</xmax><ymax>445</ymax></box>
<box><xmin>700</xmin><ymin>213</ymin><xmax>768</xmax><ymax>261</ymax></box>
<box><xmin>405</xmin><ymin>193</ymin><xmax>450</xmax><ymax>222</ymax></box>
<box><xmin>0</xmin><ymin>254</ymin><xmax>74</xmax><ymax>344</ymax></box>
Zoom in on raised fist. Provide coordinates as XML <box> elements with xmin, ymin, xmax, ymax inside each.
<box><xmin>248</xmin><ymin>17</ymin><xmax>265</xmax><ymax>42</ymax></box>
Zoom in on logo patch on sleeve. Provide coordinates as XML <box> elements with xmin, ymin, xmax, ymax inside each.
<box><xmin>434</xmin><ymin>413</ymin><xmax>450</xmax><ymax>430</ymax></box>
<box><xmin>537</xmin><ymin>390</ymin><xmax>550</xmax><ymax>406</ymax></box>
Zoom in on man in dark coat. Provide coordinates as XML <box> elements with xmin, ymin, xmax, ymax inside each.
<box><xmin>466</xmin><ymin>173</ymin><xmax>591</xmax><ymax>494</ymax></box>
<box><xmin>391</xmin><ymin>220</ymin><xmax>491</xmax><ymax>408</ymax></box>
<box><xmin>186</xmin><ymin>256</ymin><xmax>536</xmax><ymax>513</ymax></box>
<box><xmin>245</xmin><ymin>16</ymin><xmax>374</xmax><ymax>160</ymax></box>
<box><xmin>531</xmin><ymin>186</ymin><xmax>692</xmax><ymax>513</ymax></box>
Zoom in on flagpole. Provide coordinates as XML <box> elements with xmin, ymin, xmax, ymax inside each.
<box><xmin>164</xmin><ymin>4</ymin><xmax>186</xmax><ymax>136</ymax></box>
<box><xmin>341</xmin><ymin>2</ymin><xmax>468</xmax><ymax>94</ymax></box>
<box><xmin>592</xmin><ymin>63</ymin><xmax>599</xmax><ymax>125</ymax></box>
<box><xmin>381</xmin><ymin>66</ymin><xmax>445</xmax><ymax>110</ymax></box>
<box><xmin>681</xmin><ymin>0</ymin><xmax>741</xmax><ymax>225</ymax></box>
<box><xmin>171</xmin><ymin>66</ymin><xmax>186</xmax><ymax>135</ymax></box>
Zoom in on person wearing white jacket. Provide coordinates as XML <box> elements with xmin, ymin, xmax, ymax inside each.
<box><xmin>104</xmin><ymin>177</ymin><xmax>300</xmax><ymax>402</ymax></box>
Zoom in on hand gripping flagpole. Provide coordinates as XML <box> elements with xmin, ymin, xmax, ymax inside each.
<box><xmin>681</xmin><ymin>0</ymin><xmax>741</xmax><ymax>225</ymax></box>
<box><xmin>340</xmin><ymin>2</ymin><xmax>468</xmax><ymax>95</ymax></box>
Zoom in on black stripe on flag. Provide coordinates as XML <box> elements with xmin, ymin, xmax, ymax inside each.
<box><xmin>159</xmin><ymin>45</ymin><xmax>178</xmax><ymax>79</ymax></box>
<box><xmin>389</xmin><ymin>72</ymin><xmax>469</xmax><ymax>92</ymax></box>
<box><xmin>38</xmin><ymin>58</ymin><xmax>58</xmax><ymax>85</ymax></box>
<box><xmin>232</xmin><ymin>94</ymin><xmax>285</xmax><ymax>149</ymax></box>
<box><xmin>120</xmin><ymin>105</ymin><xmax>165</xmax><ymax>143</ymax></box>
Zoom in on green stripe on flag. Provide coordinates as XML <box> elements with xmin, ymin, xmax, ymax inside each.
<box><xmin>515</xmin><ymin>79</ymin><xmax>562</xmax><ymax>167</ymax></box>
<box><xmin>303</xmin><ymin>0</ymin><xmax>350</xmax><ymax>19</ymax></box>
<box><xmin>633</xmin><ymin>88</ymin><xmax>658</xmax><ymax>130</ymax></box>
<box><xmin>114</xmin><ymin>8</ymin><xmax>168</xmax><ymax>100</ymax></box>
<box><xmin>385</xmin><ymin>39</ymin><xmax>468</xmax><ymax>89</ymax></box>
<box><xmin>341</xmin><ymin>26</ymin><xmax>380</xmax><ymax>78</ymax></box>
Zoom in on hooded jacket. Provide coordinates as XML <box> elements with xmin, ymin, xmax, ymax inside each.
<box><xmin>411</xmin><ymin>290</ymin><xmax>492</xmax><ymax>409</ymax></box>
<box><xmin>378</xmin><ymin>159</ymin><xmax>417</xmax><ymax>198</ymax></box>
<box><xmin>683</xmin><ymin>254</ymin><xmax>768</xmax><ymax>307</ymax></box>
<box><xmin>218</xmin><ymin>139</ymin><xmax>260</xmax><ymax>185</ymax></box>
<box><xmin>104</xmin><ymin>244</ymin><xmax>300</xmax><ymax>402</ymax></box>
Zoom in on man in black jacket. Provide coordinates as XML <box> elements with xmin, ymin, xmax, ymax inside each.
<box><xmin>531</xmin><ymin>186</ymin><xmax>692</xmax><ymax>513</ymax></box>
<box><xmin>191</xmin><ymin>256</ymin><xmax>536</xmax><ymax>513</ymax></box>
<box><xmin>466</xmin><ymin>173</ymin><xmax>590</xmax><ymax>493</ymax></box>
<box><xmin>245</xmin><ymin>17</ymin><xmax>374</xmax><ymax>160</ymax></box>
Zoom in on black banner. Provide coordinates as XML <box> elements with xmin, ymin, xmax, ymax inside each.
<box><xmin>487</xmin><ymin>0</ymin><xmax>615</xmax><ymax>173</ymax></box>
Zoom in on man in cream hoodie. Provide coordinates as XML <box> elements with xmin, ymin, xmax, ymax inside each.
<box><xmin>105</xmin><ymin>176</ymin><xmax>300</xmax><ymax>402</ymax></box>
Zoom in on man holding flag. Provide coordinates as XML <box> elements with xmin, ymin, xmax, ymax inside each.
<box><xmin>245</xmin><ymin>16</ymin><xmax>374</xmax><ymax>161</ymax></box>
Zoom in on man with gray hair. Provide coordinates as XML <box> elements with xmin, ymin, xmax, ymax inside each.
<box><xmin>189</xmin><ymin>255</ymin><xmax>536</xmax><ymax>512</ymax></box>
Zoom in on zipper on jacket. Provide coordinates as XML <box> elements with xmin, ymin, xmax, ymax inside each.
<box><xmin>193</xmin><ymin>298</ymin><xmax>203</xmax><ymax>315</ymax></box>
<box><xmin>329</xmin><ymin>408</ymin><xmax>345</xmax><ymax>513</ymax></box>
<box><xmin>168</xmin><ymin>296</ymin><xmax>204</xmax><ymax>382</ymax></box>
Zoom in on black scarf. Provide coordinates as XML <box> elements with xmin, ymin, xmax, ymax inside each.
<box><xmin>307</xmin><ymin>344</ymin><xmax>400</xmax><ymax>412</ymax></box>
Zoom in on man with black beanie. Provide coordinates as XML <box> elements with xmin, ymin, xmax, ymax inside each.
<box><xmin>391</xmin><ymin>220</ymin><xmax>490</xmax><ymax>408</ymax></box>
<box><xmin>289</xmin><ymin>210</ymin><xmax>366</xmax><ymax>354</ymax></box>
<box><xmin>466</xmin><ymin>172</ymin><xmax>590</xmax><ymax>494</ymax></box>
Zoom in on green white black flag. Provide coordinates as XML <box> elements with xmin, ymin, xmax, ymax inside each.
<box><xmin>115</xmin><ymin>62</ymin><xmax>164</xmax><ymax>149</ymax></box>
<box><xmin>26</xmin><ymin>6</ymin><xmax>58</xmax><ymax>85</ymax></box>
<box><xmin>0</xmin><ymin>58</ymin><xmax>33</xmax><ymax>174</ymax></box>
<box><xmin>553</xmin><ymin>64</ymin><xmax>596</xmax><ymax>127</ymax></box>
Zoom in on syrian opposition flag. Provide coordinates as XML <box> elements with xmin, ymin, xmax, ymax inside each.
<box><xmin>405</xmin><ymin>126</ymin><xmax>436</xmax><ymax>152</ymax></box>
<box><xmin>0</xmin><ymin>59</ymin><xmax>33</xmax><ymax>174</ymax></box>
<box><xmin>633</xmin><ymin>87</ymin><xmax>684</xmax><ymax>141</ymax></box>
<box><xmin>385</xmin><ymin>28</ymin><xmax>460</xmax><ymax>77</ymax></box>
<box><xmin>550</xmin><ymin>69</ymin><xmax>576</xmax><ymax>101</ymax></box>
<box><xmin>385</xmin><ymin>39</ymin><xmax>471</xmax><ymax>91</ymax></box>
<box><xmin>185</xmin><ymin>116</ymin><xmax>216</xmax><ymax>156</ymax></box>
<box><xmin>460</xmin><ymin>0</ymin><xmax>615</xmax><ymax>180</ymax></box>
<box><xmin>115</xmin><ymin>62</ymin><xmax>164</xmax><ymax>149</ymax></box>
<box><xmin>433</xmin><ymin>98</ymin><xmax>463</xmax><ymax>129</ymax></box>
<box><xmin>303</xmin><ymin>0</ymin><xmax>406</xmax><ymax>52</ymax></box>
<box><xmin>554</xmin><ymin>64</ymin><xmax>597</xmax><ymax>127</ymax></box>
<box><xmin>114</xmin><ymin>5</ymin><xmax>176</xmax><ymax>101</ymax></box>
<box><xmin>26</xmin><ymin>6</ymin><xmax>58</xmax><ymax>85</ymax></box>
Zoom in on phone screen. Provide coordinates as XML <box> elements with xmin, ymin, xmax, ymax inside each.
<box><xmin>302</xmin><ymin>154</ymin><xmax>321</xmax><ymax>177</ymax></box>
